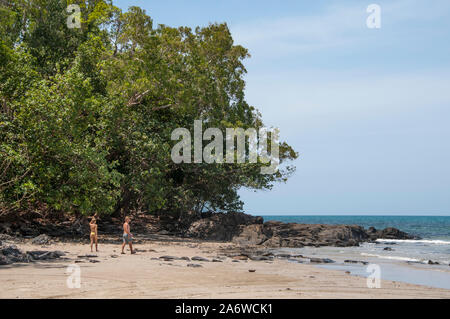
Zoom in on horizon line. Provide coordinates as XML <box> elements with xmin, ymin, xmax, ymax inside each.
<box><xmin>254</xmin><ymin>214</ymin><xmax>450</xmax><ymax>216</ymax></box>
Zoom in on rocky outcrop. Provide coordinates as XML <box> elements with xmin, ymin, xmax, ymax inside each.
<box><xmin>0</xmin><ymin>243</ymin><xmax>64</xmax><ymax>265</ymax></box>
<box><xmin>372</xmin><ymin>227</ymin><xmax>414</xmax><ymax>240</ymax></box>
<box><xmin>185</xmin><ymin>212</ymin><xmax>263</xmax><ymax>241</ymax></box>
<box><xmin>0</xmin><ymin>245</ymin><xmax>31</xmax><ymax>265</ymax></box>
<box><xmin>232</xmin><ymin>224</ymin><xmax>269</xmax><ymax>246</ymax></box>
<box><xmin>184</xmin><ymin>212</ymin><xmax>418</xmax><ymax>248</ymax></box>
<box><xmin>239</xmin><ymin>221</ymin><xmax>370</xmax><ymax>248</ymax></box>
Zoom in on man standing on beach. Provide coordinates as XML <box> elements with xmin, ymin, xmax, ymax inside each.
<box><xmin>121</xmin><ymin>216</ymin><xmax>135</xmax><ymax>254</ymax></box>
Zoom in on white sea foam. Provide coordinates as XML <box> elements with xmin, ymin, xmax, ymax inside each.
<box><xmin>376</xmin><ymin>239</ymin><xmax>450</xmax><ymax>245</ymax></box>
<box><xmin>360</xmin><ymin>253</ymin><xmax>422</xmax><ymax>262</ymax></box>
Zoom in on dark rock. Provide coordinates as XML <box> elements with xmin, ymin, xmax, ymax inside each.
<box><xmin>232</xmin><ymin>224</ymin><xmax>268</xmax><ymax>245</ymax></box>
<box><xmin>374</xmin><ymin>227</ymin><xmax>417</xmax><ymax>240</ymax></box>
<box><xmin>228</xmin><ymin>218</ymin><xmax>416</xmax><ymax>248</ymax></box>
<box><xmin>1</xmin><ymin>245</ymin><xmax>30</xmax><ymax>264</ymax></box>
<box><xmin>248</xmin><ymin>269</ymin><xmax>256</xmax><ymax>272</ymax></box>
<box><xmin>185</xmin><ymin>212</ymin><xmax>263</xmax><ymax>241</ymax></box>
<box><xmin>344</xmin><ymin>260</ymin><xmax>368</xmax><ymax>265</ymax></box>
<box><xmin>309</xmin><ymin>257</ymin><xmax>335</xmax><ymax>263</ymax></box>
<box><xmin>89</xmin><ymin>259</ymin><xmax>100</xmax><ymax>263</ymax></box>
<box><xmin>26</xmin><ymin>250</ymin><xmax>64</xmax><ymax>260</ymax></box>
<box><xmin>212</xmin><ymin>259</ymin><xmax>223</xmax><ymax>262</ymax></box>
<box><xmin>187</xmin><ymin>263</ymin><xmax>202</xmax><ymax>268</ymax></box>
<box><xmin>159</xmin><ymin>256</ymin><xmax>178</xmax><ymax>261</ymax></box>
<box><xmin>262</xmin><ymin>252</ymin><xmax>275</xmax><ymax>257</ymax></box>
<box><xmin>427</xmin><ymin>260</ymin><xmax>440</xmax><ymax>265</ymax></box>
<box><xmin>31</xmin><ymin>234</ymin><xmax>51</xmax><ymax>245</ymax></box>
<box><xmin>0</xmin><ymin>255</ymin><xmax>11</xmax><ymax>265</ymax></box>
<box><xmin>1</xmin><ymin>245</ymin><xmax>21</xmax><ymax>256</ymax></box>
<box><xmin>383</xmin><ymin>247</ymin><xmax>394</xmax><ymax>251</ymax></box>
<box><xmin>191</xmin><ymin>256</ymin><xmax>209</xmax><ymax>262</ymax></box>
<box><xmin>77</xmin><ymin>254</ymin><xmax>98</xmax><ymax>258</ymax></box>
<box><xmin>233</xmin><ymin>222</ymin><xmax>369</xmax><ymax>248</ymax></box>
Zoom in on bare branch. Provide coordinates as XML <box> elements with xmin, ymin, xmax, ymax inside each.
<box><xmin>127</xmin><ymin>90</ymin><xmax>150</xmax><ymax>107</ymax></box>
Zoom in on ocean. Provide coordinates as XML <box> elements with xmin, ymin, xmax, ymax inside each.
<box><xmin>261</xmin><ymin>215</ymin><xmax>450</xmax><ymax>289</ymax></box>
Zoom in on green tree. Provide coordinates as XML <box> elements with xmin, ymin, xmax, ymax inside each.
<box><xmin>0</xmin><ymin>1</ymin><xmax>297</xmax><ymax>218</ymax></box>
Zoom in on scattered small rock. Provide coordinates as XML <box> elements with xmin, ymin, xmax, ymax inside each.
<box><xmin>26</xmin><ymin>250</ymin><xmax>65</xmax><ymax>260</ymax></box>
<box><xmin>231</xmin><ymin>255</ymin><xmax>248</xmax><ymax>261</ymax></box>
<box><xmin>191</xmin><ymin>256</ymin><xmax>209</xmax><ymax>262</ymax></box>
<box><xmin>31</xmin><ymin>234</ymin><xmax>51</xmax><ymax>245</ymax></box>
<box><xmin>344</xmin><ymin>260</ymin><xmax>368</xmax><ymax>265</ymax></box>
<box><xmin>159</xmin><ymin>256</ymin><xmax>178</xmax><ymax>261</ymax></box>
<box><xmin>309</xmin><ymin>257</ymin><xmax>335</xmax><ymax>263</ymax></box>
<box><xmin>1</xmin><ymin>245</ymin><xmax>31</xmax><ymax>263</ymax></box>
<box><xmin>0</xmin><ymin>255</ymin><xmax>11</xmax><ymax>265</ymax></box>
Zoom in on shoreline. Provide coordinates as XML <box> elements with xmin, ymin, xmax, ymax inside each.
<box><xmin>1</xmin><ymin>235</ymin><xmax>449</xmax><ymax>299</ymax></box>
<box><xmin>275</xmin><ymin>244</ymin><xmax>450</xmax><ymax>290</ymax></box>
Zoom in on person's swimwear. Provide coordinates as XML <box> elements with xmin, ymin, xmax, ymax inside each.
<box><xmin>123</xmin><ymin>233</ymin><xmax>132</xmax><ymax>244</ymax></box>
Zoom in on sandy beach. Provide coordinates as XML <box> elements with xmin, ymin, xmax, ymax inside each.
<box><xmin>1</xmin><ymin>236</ymin><xmax>449</xmax><ymax>299</ymax></box>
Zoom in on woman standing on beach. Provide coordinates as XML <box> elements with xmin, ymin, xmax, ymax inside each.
<box><xmin>89</xmin><ymin>217</ymin><xmax>98</xmax><ymax>252</ymax></box>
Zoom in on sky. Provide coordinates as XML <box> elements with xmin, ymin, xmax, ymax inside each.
<box><xmin>115</xmin><ymin>0</ymin><xmax>450</xmax><ymax>215</ymax></box>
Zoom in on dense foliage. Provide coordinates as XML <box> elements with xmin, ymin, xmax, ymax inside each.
<box><xmin>0</xmin><ymin>0</ymin><xmax>297</xmax><ymax>217</ymax></box>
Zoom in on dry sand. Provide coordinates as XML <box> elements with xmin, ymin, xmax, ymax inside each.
<box><xmin>1</xmin><ymin>237</ymin><xmax>449</xmax><ymax>299</ymax></box>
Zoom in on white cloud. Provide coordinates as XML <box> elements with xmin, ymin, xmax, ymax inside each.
<box><xmin>229</xmin><ymin>0</ymin><xmax>450</xmax><ymax>58</ymax></box>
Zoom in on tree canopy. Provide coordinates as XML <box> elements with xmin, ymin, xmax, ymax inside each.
<box><xmin>0</xmin><ymin>0</ymin><xmax>297</xmax><ymax>217</ymax></box>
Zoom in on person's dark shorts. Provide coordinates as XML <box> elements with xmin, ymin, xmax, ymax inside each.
<box><xmin>123</xmin><ymin>234</ymin><xmax>132</xmax><ymax>244</ymax></box>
